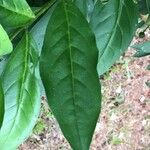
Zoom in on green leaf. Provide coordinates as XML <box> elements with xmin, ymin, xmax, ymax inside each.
<box><xmin>147</xmin><ymin>64</ymin><xmax>150</xmax><ymax>70</ymax></box>
<box><xmin>40</xmin><ymin>1</ymin><xmax>101</xmax><ymax>150</ymax></box>
<box><xmin>146</xmin><ymin>80</ymin><xmax>150</xmax><ymax>88</ymax></box>
<box><xmin>0</xmin><ymin>79</ymin><xmax>4</xmax><ymax>128</ymax></box>
<box><xmin>0</xmin><ymin>24</ymin><xmax>13</xmax><ymax>56</ymax></box>
<box><xmin>90</xmin><ymin>0</ymin><xmax>138</xmax><ymax>75</ymax></box>
<box><xmin>138</xmin><ymin>0</ymin><xmax>150</xmax><ymax>15</ymax></box>
<box><xmin>31</xmin><ymin>3</ymin><xmax>58</xmax><ymax>52</ymax></box>
<box><xmin>0</xmin><ymin>0</ymin><xmax>35</xmax><ymax>28</ymax></box>
<box><xmin>132</xmin><ymin>41</ymin><xmax>150</xmax><ymax>57</ymax></box>
<box><xmin>0</xmin><ymin>31</ymin><xmax>40</xmax><ymax>149</ymax></box>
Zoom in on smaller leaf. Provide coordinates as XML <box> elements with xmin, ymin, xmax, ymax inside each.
<box><xmin>0</xmin><ymin>79</ymin><xmax>4</xmax><ymax>128</ymax></box>
<box><xmin>0</xmin><ymin>31</ymin><xmax>41</xmax><ymax>149</ymax></box>
<box><xmin>0</xmin><ymin>25</ymin><xmax>13</xmax><ymax>56</ymax></box>
<box><xmin>146</xmin><ymin>64</ymin><xmax>150</xmax><ymax>70</ymax></box>
<box><xmin>0</xmin><ymin>0</ymin><xmax>35</xmax><ymax>27</ymax></box>
<box><xmin>145</xmin><ymin>80</ymin><xmax>150</xmax><ymax>88</ymax></box>
<box><xmin>90</xmin><ymin>0</ymin><xmax>138</xmax><ymax>75</ymax></box>
<box><xmin>132</xmin><ymin>41</ymin><xmax>150</xmax><ymax>57</ymax></box>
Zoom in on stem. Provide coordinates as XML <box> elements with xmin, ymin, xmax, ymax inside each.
<box><xmin>10</xmin><ymin>0</ymin><xmax>56</xmax><ymax>41</ymax></box>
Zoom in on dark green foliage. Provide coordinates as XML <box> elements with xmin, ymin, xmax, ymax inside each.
<box><xmin>27</xmin><ymin>0</ymin><xmax>49</xmax><ymax>7</ymax></box>
<box><xmin>90</xmin><ymin>0</ymin><xmax>138</xmax><ymax>75</ymax></box>
<box><xmin>138</xmin><ymin>0</ymin><xmax>150</xmax><ymax>15</ymax></box>
<box><xmin>0</xmin><ymin>32</ymin><xmax>40</xmax><ymax>149</ymax></box>
<box><xmin>40</xmin><ymin>1</ymin><xmax>101</xmax><ymax>149</ymax></box>
<box><xmin>0</xmin><ymin>0</ymin><xmax>35</xmax><ymax>27</ymax></box>
<box><xmin>0</xmin><ymin>0</ymin><xmax>147</xmax><ymax>149</ymax></box>
<box><xmin>132</xmin><ymin>41</ymin><xmax>150</xmax><ymax>57</ymax></box>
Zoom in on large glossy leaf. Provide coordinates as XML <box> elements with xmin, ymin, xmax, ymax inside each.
<box><xmin>40</xmin><ymin>0</ymin><xmax>101</xmax><ymax>149</ymax></box>
<box><xmin>132</xmin><ymin>41</ymin><xmax>150</xmax><ymax>57</ymax></box>
<box><xmin>0</xmin><ymin>0</ymin><xmax>35</xmax><ymax>28</ymax></box>
<box><xmin>90</xmin><ymin>0</ymin><xmax>138</xmax><ymax>75</ymax></box>
<box><xmin>0</xmin><ymin>24</ymin><xmax>13</xmax><ymax>56</ymax></box>
<box><xmin>0</xmin><ymin>79</ymin><xmax>4</xmax><ymax>128</ymax></box>
<box><xmin>0</xmin><ymin>31</ymin><xmax>40</xmax><ymax>149</ymax></box>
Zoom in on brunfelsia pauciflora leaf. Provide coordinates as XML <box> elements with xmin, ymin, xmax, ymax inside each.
<box><xmin>0</xmin><ymin>0</ymin><xmax>141</xmax><ymax>149</ymax></box>
<box><xmin>40</xmin><ymin>1</ymin><xmax>101</xmax><ymax>149</ymax></box>
<box><xmin>90</xmin><ymin>0</ymin><xmax>138</xmax><ymax>75</ymax></box>
<box><xmin>0</xmin><ymin>31</ymin><xmax>41</xmax><ymax>149</ymax></box>
<box><xmin>132</xmin><ymin>41</ymin><xmax>150</xmax><ymax>57</ymax></box>
<box><xmin>0</xmin><ymin>24</ymin><xmax>13</xmax><ymax>56</ymax></box>
<box><xmin>132</xmin><ymin>41</ymin><xmax>150</xmax><ymax>88</ymax></box>
<box><xmin>0</xmin><ymin>0</ymin><xmax>35</xmax><ymax>28</ymax></box>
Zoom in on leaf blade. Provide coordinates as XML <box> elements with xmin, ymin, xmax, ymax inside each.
<box><xmin>132</xmin><ymin>41</ymin><xmax>150</xmax><ymax>57</ymax></box>
<box><xmin>40</xmin><ymin>1</ymin><xmax>101</xmax><ymax>149</ymax></box>
<box><xmin>0</xmin><ymin>31</ymin><xmax>40</xmax><ymax>149</ymax></box>
<box><xmin>0</xmin><ymin>24</ymin><xmax>13</xmax><ymax>56</ymax></box>
<box><xmin>0</xmin><ymin>0</ymin><xmax>35</xmax><ymax>27</ymax></box>
<box><xmin>90</xmin><ymin>0</ymin><xmax>138</xmax><ymax>75</ymax></box>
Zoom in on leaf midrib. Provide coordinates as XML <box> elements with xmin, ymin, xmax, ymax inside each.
<box><xmin>63</xmin><ymin>0</ymin><xmax>82</xmax><ymax>148</ymax></box>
